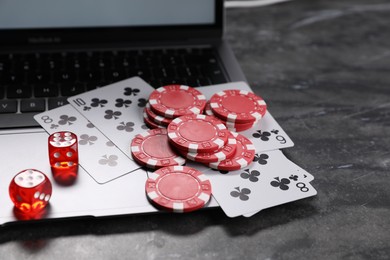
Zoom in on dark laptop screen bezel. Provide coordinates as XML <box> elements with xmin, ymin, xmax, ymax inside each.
<box><xmin>0</xmin><ymin>0</ymin><xmax>223</xmax><ymax>47</ymax></box>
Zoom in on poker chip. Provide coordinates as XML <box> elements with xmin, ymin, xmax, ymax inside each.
<box><xmin>143</xmin><ymin>111</ymin><xmax>164</xmax><ymax>129</ymax></box>
<box><xmin>131</xmin><ymin>128</ymin><xmax>185</xmax><ymax>169</ymax></box>
<box><xmin>149</xmin><ymin>85</ymin><xmax>207</xmax><ymax>118</ymax></box>
<box><xmin>167</xmin><ymin>114</ymin><xmax>229</xmax><ymax>153</ymax></box>
<box><xmin>145</xmin><ymin>165</ymin><xmax>212</xmax><ymax>212</ymax></box>
<box><xmin>182</xmin><ymin>131</ymin><xmax>237</xmax><ymax>163</ymax></box>
<box><xmin>226</xmin><ymin>124</ymin><xmax>255</xmax><ymax>133</ymax></box>
<box><xmin>204</xmin><ymin>101</ymin><xmax>258</xmax><ymax>132</ymax></box>
<box><xmin>210</xmin><ymin>89</ymin><xmax>267</xmax><ymax>124</ymax></box>
<box><xmin>144</xmin><ymin>103</ymin><xmax>172</xmax><ymax>126</ymax></box>
<box><xmin>204</xmin><ymin>101</ymin><xmax>214</xmax><ymax>116</ymax></box>
<box><xmin>225</xmin><ymin>120</ymin><xmax>259</xmax><ymax>132</ymax></box>
<box><xmin>209</xmin><ymin>132</ymin><xmax>256</xmax><ymax>171</ymax></box>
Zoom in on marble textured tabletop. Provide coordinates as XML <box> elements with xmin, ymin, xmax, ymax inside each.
<box><xmin>1</xmin><ymin>0</ymin><xmax>389</xmax><ymax>259</ymax></box>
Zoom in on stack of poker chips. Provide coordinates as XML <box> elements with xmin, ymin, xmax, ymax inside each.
<box><xmin>143</xmin><ymin>86</ymin><xmax>267</xmax><ymax>132</ymax></box>
<box><xmin>131</xmin><ymin>114</ymin><xmax>256</xmax><ymax>171</ymax></box>
<box><xmin>166</xmin><ymin>114</ymin><xmax>256</xmax><ymax>171</ymax></box>
<box><xmin>205</xmin><ymin>89</ymin><xmax>267</xmax><ymax>132</ymax></box>
<box><xmin>133</xmin><ymin>85</ymin><xmax>267</xmax><ymax>213</ymax></box>
<box><xmin>134</xmin><ymin>84</ymin><xmax>267</xmax><ymax>171</ymax></box>
<box><xmin>142</xmin><ymin>84</ymin><xmax>207</xmax><ymax>129</ymax></box>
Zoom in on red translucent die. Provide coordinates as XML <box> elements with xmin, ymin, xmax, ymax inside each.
<box><xmin>48</xmin><ymin>131</ymin><xmax>79</xmax><ymax>183</ymax></box>
<box><xmin>9</xmin><ymin>169</ymin><xmax>52</xmax><ymax>213</ymax></box>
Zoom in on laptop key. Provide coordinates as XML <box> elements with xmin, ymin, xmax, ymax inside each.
<box><xmin>0</xmin><ymin>100</ymin><xmax>17</xmax><ymax>113</ymax></box>
<box><xmin>60</xmin><ymin>83</ymin><xmax>85</xmax><ymax>96</ymax></box>
<box><xmin>185</xmin><ymin>77</ymin><xmax>201</xmax><ymax>87</ymax></box>
<box><xmin>161</xmin><ymin>55</ymin><xmax>184</xmax><ymax>67</ymax></box>
<box><xmin>153</xmin><ymin>67</ymin><xmax>176</xmax><ymax>79</ymax></box>
<box><xmin>1</xmin><ymin>73</ymin><xmax>21</xmax><ymax>84</ymax></box>
<box><xmin>95</xmin><ymin>81</ymin><xmax>111</xmax><ymax>88</ymax></box>
<box><xmin>104</xmin><ymin>69</ymin><xmax>128</xmax><ymax>82</ymax></box>
<box><xmin>138</xmin><ymin>56</ymin><xmax>161</xmax><ymax>68</ymax></box>
<box><xmin>20</xmin><ymin>60</ymin><xmax>33</xmax><ymax>72</ymax></box>
<box><xmin>160</xmin><ymin>78</ymin><xmax>186</xmax><ymax>86</ymax></box>
<box><xmin>209</xmin><ymin>74</ymin><xmax>227</xmax><ymax>84</ymax></box>
<box><xmin>112</xmin><ymin>57</ymin><xmax>134</xmax><ymax>69</ymax></box>
<box><xmin>20</xmin><ymin>99</ymin><xmax>45</xmax><ymax>112</ymax></box>
<box><xmin>128</xmin><ymin>68</ymin><xmax>151</xmax><ymax>79</ymax></box>
<box><xmin>177</xmin><ymin>66</ymin><xmax>198</xmax><ymax>78</ymax></box>
<box><xmin>90</xmin><ymin>57</ymin><xmax>112</xmax><ymax>70</ymax></box>
<box><xmin>86</xmin><ymin>82</ymin><xmax>99</xmax><ymax>91</ymax></box>
<box><xmin>7</xmin><ymin>85</ymin><xmax>32</xmax><ymax>99</ymax></box>
<box><xmin>27</xmin><ymin>71</ymin><xmax>51</xmax><ymax>83</ymax></box>
<box><xmin>34</xmin><ymin>84</ymin><xmax>59</xmax><ymax>97</ymax></box>
<box><xmin>0</xmin><ymin>60</ymin><xmax>11</xmax><ymax>73</ymax></box>
<box><xmin>42</xmin><ymin>58</ymin><xmax>60</xmax><ymax>71</ymax></box>
<box><xmin>53</xmin><ymin>71</ymin><xmax>76</xmax><ymax>83</ymax></box>
<box><xmin>66</xmin><ymin>59</ymin><xmax>87</xmax><ymax>70</ymax></box>
<box><xmin>184</xmin><ymin>54</ymin><xmax>218</xmax><ymax>65</ymax></box>
<box><xmin>183</xmin><ymin>77</ymin><xmax>209</xmax><ymax>87</ymax></box>
<box><xmin>198</xmin><ymin>77</ymin><xmax>212</xmax><ymax>86</ymax></box>
<box><xmin>48</xmin><ymin>97</ymin><xmax>69</xmax><ymax>110</ymax></box>
<box><xmin>78</xmin><ymin>70</ymin><xmax>104</xmax><ymax>82</ymax></box>
<box><xmin>201</xmin><ymin>65</ymin><xmax>227</xmax><ymax>84</ymax></box>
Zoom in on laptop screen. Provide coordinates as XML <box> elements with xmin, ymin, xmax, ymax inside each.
<box><xmin>0</xmin><ymin>0</ymin><xmax>215</xmax><ymax>29</ymax></box>
<box><xmin>0</xmin><ymin>0</ymin><xmax>222</xmax><ymax>46</ymax></box>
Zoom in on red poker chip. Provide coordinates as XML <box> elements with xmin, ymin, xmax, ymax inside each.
<box><xmin>204</xmin><ymin>102</ymin><xmax>258</xmax><ymax>132</ymax></box>
<box><xmin>131</xmin><ymin>128</ymin><xmax>185</xmax><ymax>169</ymax></box>
<box><xmin>167</xmin><ymin>114</ymin><xmax>229</xmax><ymax>153</ymax></box>
<box><xmin>209</xmin><ymin>132</ymin><xmax>256</xmax><ymax>171</ymax></box>
<box><xmin>210</xmin><ymin>89</ymin><xmax>267</xmax><ymax>124</ymax></box>
<box><xmin>225</xmin><ymin>120</ymin><xmax>259</xmax><ymax>132</ymax></box>
<box><xmin>182</xmin><ymin>131</ymin><xmax>237</xmax><ymax>163</ymax></box>
<box><xmin>204</xmin><ymin>101</ymin><xmax>214</xmax><ymax>116</ymax></box>
<box><xmin>226</xmin><ymin>124</ymin><xmax>254</xmax><ymax>132</ymax></box>
<box><xmin>145</xmin><ymin>103</ymin><xmax>172</xmax><ymax>126</ymax></box>
<box><xmin>143</xmin><ymin>111</ymin><xmax>165</xmax><ymax>129</ymax></box>
<box><xmin>149</xmin><ymin>85</ymin><xmax>207</xmax><ymax>118</ymax></box>
<box><xmin>145</xmin><ymin>165</ymin><xmax>212</xmax><ymax>212</ymax></box>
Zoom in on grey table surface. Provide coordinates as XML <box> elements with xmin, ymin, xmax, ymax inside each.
<box><xmin>1</xmin><ymin>0</ymin><xmax>390</xmax><ymax>259</ymax></box>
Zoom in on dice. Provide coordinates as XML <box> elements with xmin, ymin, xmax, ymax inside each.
<box><xmin>9</xmin><ymin>169</ymin><xmax>52</xmax><ymax>213</ymax></box>
<box><xmin>48</xmin><ymin>131</ymin><xmax>79</xmax><ymax>183</ymax></box>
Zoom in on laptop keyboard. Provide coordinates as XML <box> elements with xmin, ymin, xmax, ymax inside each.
<box><xmin>0</xmin><ymin>47</ymin><xmax>228</xmax><ymax>129</ymax></box>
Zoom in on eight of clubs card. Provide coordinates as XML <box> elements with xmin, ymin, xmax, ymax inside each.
<box><xmin>205</xmin><ymin>150</ymin><xmax>316</xmax><ymax>217</ymax></box>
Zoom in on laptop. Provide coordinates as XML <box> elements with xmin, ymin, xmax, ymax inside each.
<box><xmin>0</xmin><ymin>0</ymin><xmax>246</xmax><ymax>129</ymax></box>
<box><xmin>0</xmin><ymin>0</ymin><xmax>246</xmax><ymax>224</ymax></box>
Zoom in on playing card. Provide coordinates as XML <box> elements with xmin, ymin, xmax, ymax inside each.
<box><xmin>198</xmin><ymin>82</ymin><xmax>294</xmax><ymax>152</ymax></box>
<box><xmin>242</xmin><ymin>153</ymin><xmax>315</xmax><ymax>217</ymax></box>
<box><xmin>34</xmin><ymin>104</ymin><xmax>141</xmax><ymax>184</ymax></box>
<box><xmin>284</xmin><ymin>159</ymin><xmax>314</xmax><ymax>182</ymax></box>
<box><xmin>67</xmin><ymin>77</ymin><xmax>153</xmax><ymax>158</ymax></box>
<box><xmin>205</xmin><ymin>149</ymin><xmax>317</xmax><ymax>218</ymax></box>
<box><xmin>252</xmin><ymin>151</ymin><xmax>314</xmax><ymax>182</ymax></box>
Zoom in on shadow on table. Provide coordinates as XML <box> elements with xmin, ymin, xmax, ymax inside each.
<box><xmin>0</xmin><ymin>196</ymin><xmax>318</xmax><ymax>251</ymax></box>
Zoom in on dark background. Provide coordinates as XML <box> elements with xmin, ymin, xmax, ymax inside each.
<box><xmin>1</xmin><ymin>0</ymin><xmax>390</xmax><ymax>259</ymax></box>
